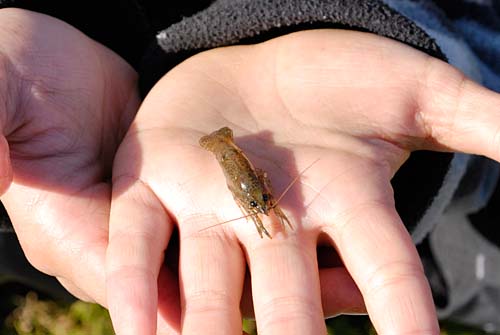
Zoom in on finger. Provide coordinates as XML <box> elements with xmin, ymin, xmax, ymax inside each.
<box><xmin>157</xmin><ymin>265</ymin><xmax>182</xmax><ymax>335</ymax></box>
<box><xmin>319</xmin><ymin>267</ymin><xmax>366</xmax><ymax>317</ymax></box>
<box><xmin>179</xmin><ymin>226</ymin><xmax>245</xmax><ymax>335</ymax></box>
<box><xmin>107</xmin><ymin>177</ymin><xmax>173</xmax><ymax>335</ymax></box>
<box><xmin>417</xmin><ymin>58</ymin><xmax>500</xmax><ymax>159</ymax></box>
<box><xmin>240</xmin><ymin>267</ymin><xmax>365</xmax><ymax>318</ymax></box>
<box><xmin>316</xmin><ymin>245</ymin><xmax>365</xmax><ymax>316</ymax></box>
<box><xmin>3</xmin><ymin>186</ymin><xmax>109</xmax><ymax>305</ymax></box>
<box><xmin>245</xmin><ymin>235</ymin><xmax>326</xmax><ymax>335</ymax></box>
<box><xmin>324</xmin><ymin>199</ymin><xmax>439</xmax><ymax>334</ymax></box>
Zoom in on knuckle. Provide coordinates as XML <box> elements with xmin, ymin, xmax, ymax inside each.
<box><xmin>417</xmin><ymin>56</ymin><xmax>468</xmax><ymax>144</ymax></box>
<box><xmin>106</xmin><ymin>264</ymin><xmax>156</xmax><ymax>285</ymax></box>
<box><xmin>364</xmin><ymin>260</ymin><xmax>425</xmax><ymax>298</ymax></box>
<box><xmin>362</xmin><ymin>261</ymin><xmax>440</xmax><ymax>335</ymax></box>
<box><xmin>257</xmin><ymin>295</ymin><xmax>321</xmax><ymax>331</ymax></box>
<box><xmin>183</xmin><ymin>289</ymin><xmax>237</xmax><ymax>315</ymax></box>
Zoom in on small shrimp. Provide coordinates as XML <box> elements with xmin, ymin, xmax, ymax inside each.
<box><xmin>199</xmin><ymin>126</ymin><xmax>313</xmax><ymax>238</ymax></box>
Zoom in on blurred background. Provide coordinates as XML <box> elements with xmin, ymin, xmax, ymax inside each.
<box><xmin>0</xmin><ymin>283</ymin><xmax>497</xmax><ymax>335</ymax></box>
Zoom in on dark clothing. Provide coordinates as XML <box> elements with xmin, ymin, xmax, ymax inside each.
<box><xmin>1</xmin><ymin>0</ymin><xmax>499</xmax><ymax>331</ymax></box>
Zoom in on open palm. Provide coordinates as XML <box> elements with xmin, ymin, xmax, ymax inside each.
<box><xmin>108</xmin><ymin>29</ymin><xmax>500</xmax><ymax>335</ymax></box>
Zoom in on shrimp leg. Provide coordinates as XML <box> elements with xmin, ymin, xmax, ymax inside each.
<box><xmin>256</xmin><ymin>169</ymin><xmax>293</xmax><ymax>230</ymax></box>
<box><xmin>237</xmin><ymin>201</ymin><xmax>271</xmax><ymax>238</ymax></box>
<box><xmin>271</xmin><ymin>204</ymin><xmax>293</xmax><ymax>230</ymax></box>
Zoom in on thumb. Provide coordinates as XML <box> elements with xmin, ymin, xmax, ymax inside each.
<box><xmin>0</xmin><ymin>135</ymin><xmax>12</xmax><ymax>195</ymax></box>
<box><xmin>418</xmin><ymin>58</ymin><xmax>500</xmax><ymax>160</ymax></box>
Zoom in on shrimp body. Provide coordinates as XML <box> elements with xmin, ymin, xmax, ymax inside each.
<box><xmin>199</xmin><ymin>127</ymin><xmax>291</xmax><ymax>238</ymax></box>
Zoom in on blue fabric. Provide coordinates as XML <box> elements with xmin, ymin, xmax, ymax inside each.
<box><xmin>383</xmin><ymin>0</ymin><xmax>500</xmax><ymax>90</ymax></box>
<box><xmin>383</xmin><ymin>1</ymin><xmax>500</xmax><ymax>330</ymax></box>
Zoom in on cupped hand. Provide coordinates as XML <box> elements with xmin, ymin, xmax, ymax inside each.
<box><xmin>0</xmin><ymin>9</ymin><xmax>139</xmax><ymax>305</ymax></box>
<box><xmin>107</xmin><ymin>29</ymin><xmax>500</xmax><ymax>334</ymax></box>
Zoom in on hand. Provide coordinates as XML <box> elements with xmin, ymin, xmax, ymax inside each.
<box><xmin>0</xmin><ymin>9</ymin><xmax>139</xmax><ymax>305</ymax></box>
<box><xmin>107</xmin><ymin>29</ymin><xmax>500</xmax><ymax>334</ymax></box>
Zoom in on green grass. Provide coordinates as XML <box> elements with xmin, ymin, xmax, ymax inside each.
<box><xmin>1</xmin><ymin>292</ymin><xmax>113</xmax><ymax>335</ymax></box>
<box><xmin>1</xmin><ymin>290</ymin><xmax>497</xmax><ymax>335</ymax></box>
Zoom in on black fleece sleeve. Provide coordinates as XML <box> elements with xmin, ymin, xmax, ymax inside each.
<box><xmin>141</xmin><ymin>0</ymin><xmax>453</xmax><ymax>234</ymax></box>
<box><xmin>141</xmin><ymin>0</ymin><xmax>446</xmax><ymax>91</ymax></box>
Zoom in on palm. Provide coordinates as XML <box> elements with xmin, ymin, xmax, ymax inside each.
<box><xmin>134</xmin><ymin>101</ymin><xmax>400</xmax><ymax>239</ymax></box>
<box><xmin>0</xmin><ymin>9</ymin><xmax>139</xmax><ymax>304</ymax></box>
<box><xmin>109</xmin><ymin>30</ymin><xmax>459</xmax><ymax>334</ymax></box>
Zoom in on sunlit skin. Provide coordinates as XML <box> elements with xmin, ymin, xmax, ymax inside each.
<box><xmin>2</xmin><ymin>8</ymin><xmax>500</xmax><ymax>335</ymax></box>
<box><xmin>0</xmin><ymin>9</ymin><xmax>139</xmax><ymax>306</ymax></box>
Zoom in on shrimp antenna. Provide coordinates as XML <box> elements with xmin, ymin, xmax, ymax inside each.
<box><xmin>198</xmin><ymin>212</ymin><xmax>258</xmax><ymax>232</ymax></box>
<box><xmin>199</xmin><ymin>158</ymin><xmax>320</xmax><ymax>232</ymax></box>
<box><xmin>270</xmin><ymin>157</ymin><xmax>320</xmax><ymax>208</ymax></box>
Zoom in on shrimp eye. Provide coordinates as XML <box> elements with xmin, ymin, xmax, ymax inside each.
<box><xmin>262</xmin><ymin>194</ymin><xmax>269</xmax><ymax>202</ymax></box>
<box><xmin>249</xmin><ymin>200</ymin><xmax>258</xmax><ymax>208</ymax></box>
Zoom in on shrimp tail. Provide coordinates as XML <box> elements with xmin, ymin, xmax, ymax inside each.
<box><xmin>199</xmin><ymin>135</ymin><xmax>216</xmax><ymax>151</ymax></box>
<box><xmin>199</xmin><ymin>127</ymin><xmax>234</xmax><ymax>152</ymax></box>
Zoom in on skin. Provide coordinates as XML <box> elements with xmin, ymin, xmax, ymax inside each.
<box><xmin>0</xmin><ymin>9</ymin><xmax>139</xmax><ymax>305</ymax></box>
<box><xmin>107</xmin><ymin>29</ymin><xmax>500</xmax><ymax>335</ymax></box>
<box><xmin>2</xmin><ymin>7</ymin><xmax>500</xmax><ymax>335</ymax></box>
<box><xmin>0</xmin><ymin>9</ymin><xmax>360</xmax><ymax>334</ymax></box>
